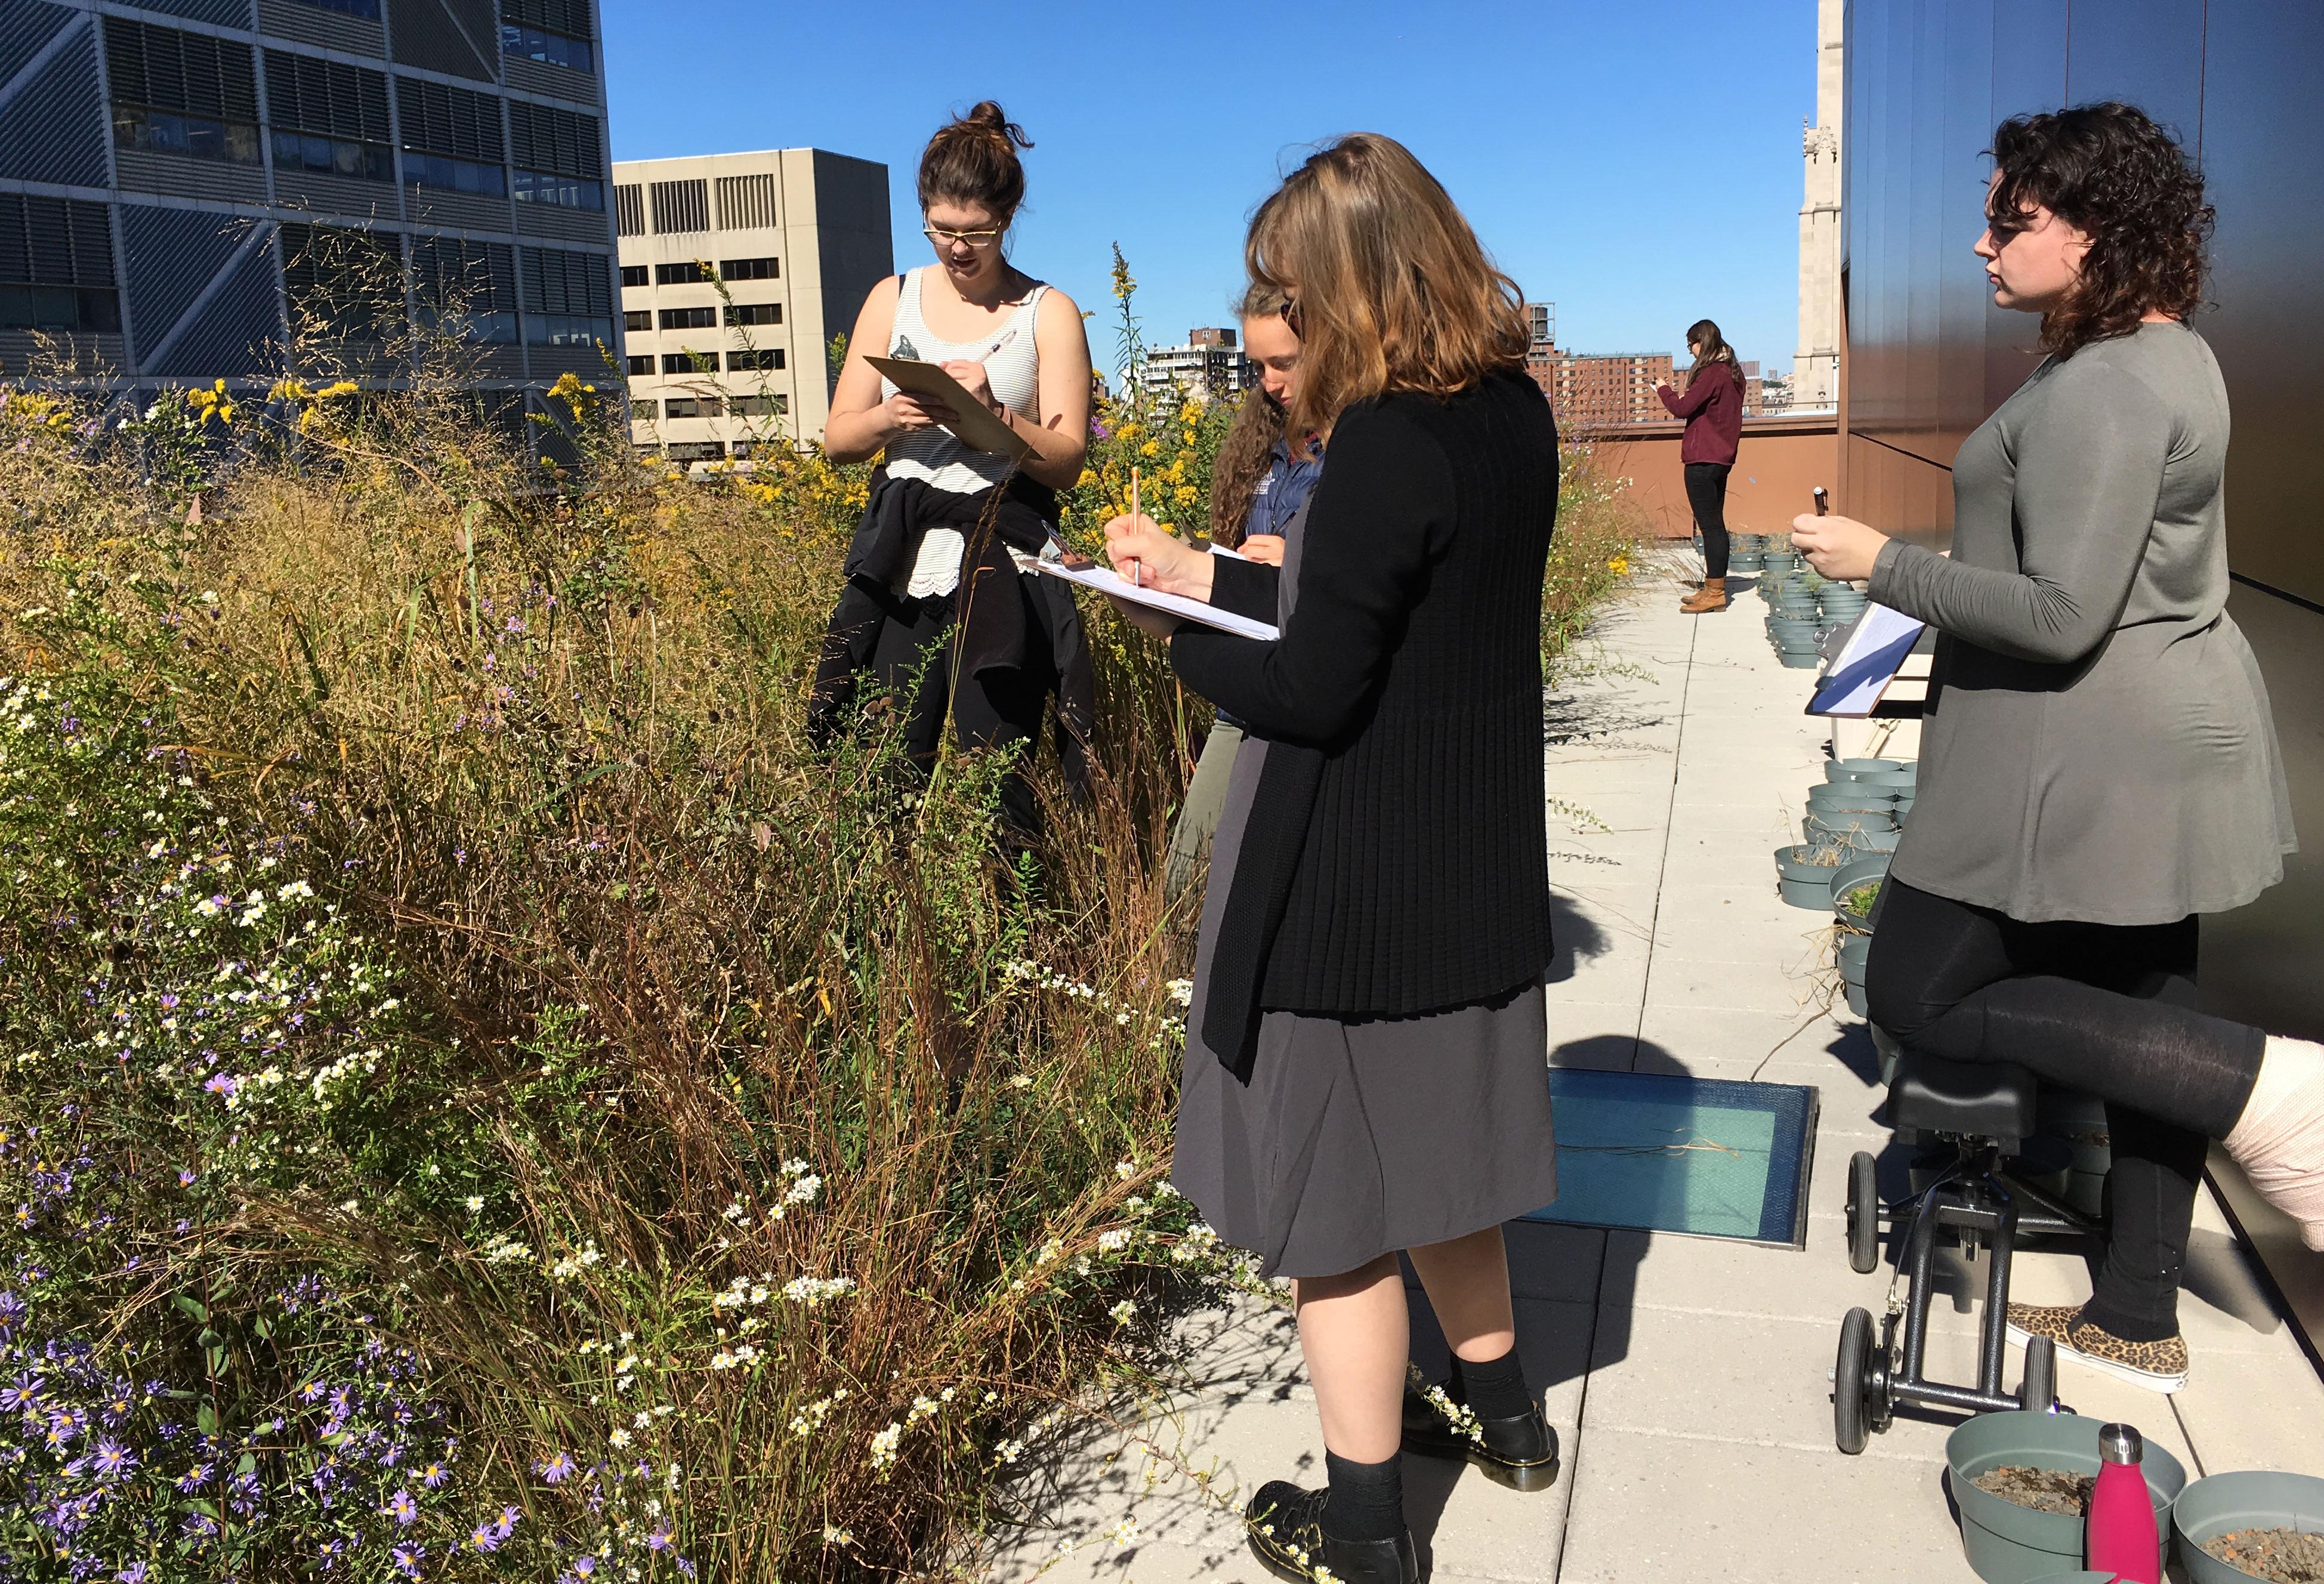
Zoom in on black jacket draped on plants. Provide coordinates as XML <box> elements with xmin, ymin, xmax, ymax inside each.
<box><xmin>807</xmin><ymin>469</ymin><xmax>1094</xmax><ymax>789</ymax></box>
<box><xmin>1172</xmin><ymin>370</ymin><xmax>1560</xmax><ymax>1080</ymax></box>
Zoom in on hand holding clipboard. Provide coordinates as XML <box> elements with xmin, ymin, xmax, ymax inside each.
<box><xmin>864</xmin><ymin>356</ymin><xmax>1033</xmax><ymax>460</ymax></box>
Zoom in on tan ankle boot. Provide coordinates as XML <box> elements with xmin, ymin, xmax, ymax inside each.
<box><xmin>1680</xmin><ymin>577</ymin><xmax>1728</xmax><ymax>614</ymax></box>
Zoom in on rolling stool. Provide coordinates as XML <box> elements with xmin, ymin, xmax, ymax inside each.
<box><xmin>1832</xmin><ymin>1049</ymin><xmax>2100</xmax><ymax>1454</ymax></box>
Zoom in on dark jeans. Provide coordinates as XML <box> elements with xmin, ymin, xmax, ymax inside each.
<box><xmin>1684</xmin><ymin>462</ymin><xmax>1732</xmax><ymax>578</ymax></box>
<box><xmin>1865</xmin><ymin>878</ymin><xmax>2265</xmax><ymax>1342</ymax></box>
<box><xmin>860</xmin><ymin>583</ymin><xmax>1055</xmax><ymax>842</ymax></box>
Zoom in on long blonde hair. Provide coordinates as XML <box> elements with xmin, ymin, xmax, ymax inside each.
<box><xmin>1245</xmin><ymin>134</ymin><xmax>1527</xmax><ymax>441</ymax></box>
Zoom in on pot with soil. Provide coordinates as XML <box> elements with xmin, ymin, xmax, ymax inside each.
<box><xmin>1831</xmin><ymin>860</ymin><xmax>1886</xmax><ymax>933</ymax></box>
<box><xmin>2174</xmin><ymin>1471</ymin><xmax>2324</xmax><ymax>1583</ymax></box>
<box><xmin>1803</xmin><ymin>807</ymin><xmax>1897</xmax><ymax>839</ymax></box>
<box><xmin>1774</xmin><ymin>841</ymin><xmax>1848</xmax><ymax>909</ymax></box>
<box><xmin>1947</xmin><ymin>1412</ymin><xmax>2186</xmax><ymax>1584</ymax></box>
<box><xmin>1760</xmin><ymin>549</ymin><xmax>1802</xmax><ymax>576</ymax></box>
<box><xmin>1828</xmin><ymin>757</ymin><xmax>1912</xmax><ymax>782</ymax></box>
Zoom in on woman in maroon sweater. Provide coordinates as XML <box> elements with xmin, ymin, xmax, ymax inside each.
<box><xmin>1656</xmin><ymin>318</ymin><xmax>1746</xmax><ymax>612</ymax></box>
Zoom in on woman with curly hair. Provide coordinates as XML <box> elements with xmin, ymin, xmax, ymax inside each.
<box><xmin>1793</xmin><ymin>102</ymin><xmax>2318</xmax><ymax>1395</ymax></box>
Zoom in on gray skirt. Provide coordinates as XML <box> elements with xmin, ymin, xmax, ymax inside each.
<box><xmin>1170</xmin><ymin>734</ymin><xmax>1559</xmax><ymax>1280</ymax></box>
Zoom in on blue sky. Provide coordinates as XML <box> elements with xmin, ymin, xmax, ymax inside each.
<box><xmin>603</xmin><ymin>1</ymin><xmax>1818</xmax><ymax>375</ymax></box>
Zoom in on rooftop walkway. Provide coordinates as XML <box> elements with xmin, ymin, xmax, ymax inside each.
<box><xmin>987</xmin><ymin>561</ymin><xmax>2324</xmax><ymax>1584</ymax></box>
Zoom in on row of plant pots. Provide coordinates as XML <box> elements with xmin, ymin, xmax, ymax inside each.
<box><xmin>1949</xmin><ymin>1410</ymin><xmax>2324</xmax><ymax>1583</ymax></box>
<box><xmin>1759</xmin><ymin>560</ymin><xmax>1869</xmax><ymax>670</ymax></box>
<box><xmin>1771</xmin><ymin>758</ymin><xmax>1918</xmax><ymax>930</ymax></box>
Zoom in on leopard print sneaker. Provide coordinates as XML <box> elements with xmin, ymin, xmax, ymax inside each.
<box><xmin>2005</xmin><ymin>1303</ymin><xmax>2189</xmax><ymax>1394</ymax></box>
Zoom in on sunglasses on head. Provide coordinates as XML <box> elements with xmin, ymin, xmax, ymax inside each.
<box><xmin>1277</xmin><ymin>295</ymin><xmax>1304</xmax><ymax>337</ymax></box>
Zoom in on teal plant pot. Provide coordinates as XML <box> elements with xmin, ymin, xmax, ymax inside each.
<box><xmin>1844</xmin><ymin>980</ymin><xmax>1870</xmax><ymax>1017</ymax></box>
<box><xmin>1760</xmin><ymin>551</ymin><xmax>1801</xmax><ymax>575</ymax></box>
<box><xmin>1774</xmin><ymin>843</ymin><xmax>1841</xmax><ymax>909</ymax></box>
<box><xmin>1946</xmin><ymin>1412</ymin><xmax>2185</xmax><ymax>1584</ymax></box>
<box><xmin>1837</xmin><ymin>930</ymin><xmax>1871</xmax><ymax>983</ymax></box>
<box><xmin>1779</xmin><ymin>650</ymin><xmax>1822</xmax><ymax>669</ymax></box>
<box><xmin>1803</xmin><ymin>807</ymin><xmax>1896</xmax><ymax>837</ymax></box>
<box><xmin>1830</xmin><ymin>854</ymin><xmax>1889</xmax><ymax>930</ymax></box>
<box><xmin>1827</xmin><ymin>757</ymin><xmax>1911</xmax><ymax>782</ymax></box>
<box><xmin>1729</xmin><ymin>554</ymin><xmax>1765</xmax><ymax>573</ymax></box>
<box><xmin>1870</xmin><ymin>1021</ymin><xmax>1902</xmax><ymax>1086</ymax></box>
<box><xmin>1807</xmin><ymin>788</ymin><xmax>1899</xmax><ymax>815</ymax></box>
<box><xmin>1856</xmin><ymin>767</ymin><xmax>1918</xmax><ymax>793</ymax></box>
<box><xmin>2173</xmin><ymin>1469</ymin><xmax>2324</xmax><ymax>1584</ymax></box>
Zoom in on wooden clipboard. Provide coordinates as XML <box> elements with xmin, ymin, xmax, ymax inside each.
<box><xmin>864</xmin><ymin>355</ymin><xmax>1033</xmax><ymax>460</ymax></box>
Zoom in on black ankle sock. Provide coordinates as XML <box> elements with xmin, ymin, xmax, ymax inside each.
<box><xmin>1451</xmin><ymin>1346</ymin><xmax>1532</xmax><ymax>1420</ymax></box>
<box><xmin>1322</xmin><ymin>1450</ymin><xmax>1403</xmax><ymax>1543</ymax></box>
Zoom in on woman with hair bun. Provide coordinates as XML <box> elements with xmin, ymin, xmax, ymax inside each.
<box><xmin>1794</xmin><ymin>101</ymin><xmax>2320</xmax><ymax>1395</ymax></box>
<box><xmin>812</xmin><ymin>101</ymin><xmax>1095</xmax><ymax>841</ymax></box>
<box><xmin>1656</xmin><ymin>317</ymin><xmax>1745</xmax><ymax>613</ymax></box>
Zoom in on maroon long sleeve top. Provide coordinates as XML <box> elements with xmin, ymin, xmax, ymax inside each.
<box><xmin>1658</xmin><ymin>364</ymin><xmax>1743</xmax><ymax>465</ymax></box>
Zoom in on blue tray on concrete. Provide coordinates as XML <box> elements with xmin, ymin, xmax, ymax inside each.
<box><xmin>1521</xmin><ymin>1069</ymin><xmax>1820</xmax><ymax>1248</ymax></box>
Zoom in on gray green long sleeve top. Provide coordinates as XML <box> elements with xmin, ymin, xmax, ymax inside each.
<box><xmin>1868</xmin><ymin>320</ymin><xmax>2295</xmax><ymax>924</ymax></box>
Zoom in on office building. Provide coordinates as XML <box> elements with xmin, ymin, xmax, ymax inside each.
<box><xmin>1138</xmin><ymin>326</ymin><xmax>1250</xmax><ymax>403</ymax></box>
<box><xmin>1841</xmin><ymin>0</ymin><xmax>2323</xmax><ymax>1344</ymax></box>
<box><xmin>612</xmin><ymin>149</ymin><xmax>890</xmax><ymax>460</ymax></box>
<box><xmin>0</xmin><ymin>0</ymin><xmax>619</xmax><ymax>416</ymax></box>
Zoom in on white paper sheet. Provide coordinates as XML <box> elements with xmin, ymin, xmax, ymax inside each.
<box><xmin>1807</xmin><ymin>602</ymin><xmax>1928</xmax><ymax>717</ymax></box>
<box><xmin>1029</xmin><ymin>557</ymin><xmax>1279</xmax><ymax>641</ymax></box>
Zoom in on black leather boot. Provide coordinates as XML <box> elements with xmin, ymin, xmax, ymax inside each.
<box><xmin>1400</xmin><ymin>1379</ymin><xmax>1561</xmax><ymax>1492</ymax></box>
<box><xmin>1243</xmin><ymin>1481</ymin><xmax>1418</xmax><ymax>1584</ymax></box>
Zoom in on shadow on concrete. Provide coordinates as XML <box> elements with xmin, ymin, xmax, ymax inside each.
<box><xmin>1541</xmin><ymin>891</ymin><xmax>1616</xmax><ymax>990</ymax></box>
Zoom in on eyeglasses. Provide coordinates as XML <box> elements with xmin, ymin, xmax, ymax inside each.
<box><xmin>1277</xmin><ymin>294</ymin><xmax>1304</xmax><ymax>338</ymax></box>
<box><xmin>924</xmin><ymin>225</ymin><xmax>1005</xmax><ymax>249</ymax></box>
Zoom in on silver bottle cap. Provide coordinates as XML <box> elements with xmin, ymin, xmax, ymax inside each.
<box><xmin>2098</xmin><ymin>1423</ymin><xmax>2144</xmax><ymax>1465</ymax></box>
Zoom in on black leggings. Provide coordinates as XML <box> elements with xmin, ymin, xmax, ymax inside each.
<box><xmin>1865</xmin><ymin>878</ymin><xmax>2264</xmax><ymax>1342</ymax></box>
<box><xmin>1684</xmin><ymin>462</ymin><xmax>1732</xmax><ymax>578</ymax></box>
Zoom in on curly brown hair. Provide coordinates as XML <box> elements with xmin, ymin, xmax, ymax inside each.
<box><xmin>1987</xmin><ymin>102</ymin><xmax>2212</xmax><ymax>359</ymax></box>
<box><xmin>1208</xmin><ymin>283</ymin><xmax>1290</xmax><ymax>546</ymax></box>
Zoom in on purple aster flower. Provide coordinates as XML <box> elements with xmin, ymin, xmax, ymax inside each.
<box><xmin>535</xmin><ymin>1450</ymin><xmax>575</xmax><ymax>1484</ymax></box>
<box><xmin>177</xmin><ymin>1169</ymin><xmax>196</xmax><ymax>1187</ymax></box>
<box><xmin>647</xmin><ymin>1526</ymin><xmax>674</xmax><ymax>1552</ymax></box>
<box><xmin>391</xmin><ymin>1546</ymin><xmax>423</xmax><ymax>1579</ymax></box>
<box><xmin>385</xmin><ymin>1488</ymin><xmax>416</xmax><ymax>1525</ymax></box>
<box><xmin>90</xmin><ymin>1439</ymin><xmax>134</xmax><ymax>1478</ymax></box>
<box><xmin>202</xmin><ymin>1073</ymin><xmax>236</xmax><ymax>1098</ymax></box>
<box><xmin>116</xmin><ymin>1565</ymin><xmax>149</xmax><ymax>1584</ymax></box>
<box><xmin>419</xmin><ymin>1460</ymin><xmax>448</xmax><ymax>1489</ymax></box>
<box><xmin>470</xmin><ymin>1520</ymin><xmax>502</xmax><ymax>1553</ymax></box>
<box><xmin>175</xmin><ymin>1463</ymin><xmax>212</xmax><ymax>1493</ymax></box>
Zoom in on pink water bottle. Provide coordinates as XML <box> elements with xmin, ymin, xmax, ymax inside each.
<box><xmin>2085</xmin><ymin>1422</ymin><xmax>2160</xmax><ymax>1584</ymax></box>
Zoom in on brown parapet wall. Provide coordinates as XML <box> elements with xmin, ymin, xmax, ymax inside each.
<box><xmin>1570</xmin><ymin>415</ymin><xmax>1842</xmax><ymax>541</ymax></box>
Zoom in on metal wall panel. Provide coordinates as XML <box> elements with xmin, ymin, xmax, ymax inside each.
<box><xmin>274</xmin><ymin>166</ymin><xmax>401</xmax><ymax>222</ymax></box>
<box><xmin>0</xmin><ymin>23</ymin><xmax>107</xmax><ymax>189</ymax></box>
<box><xmin>147</xmin><ymin>227</ymin><xmax>279</xmax><ymax>376</ymax></box>
<box><xmin>2063</xmin><ymin>0</ymin><xmax>2206</xmax><ymax>146</ymax></box>
<box><xmin>0</xmin><ymin>0</ymin><xmax>75</xmax><ymax>93</ymax></box>
<box><xmin>385</xmin><ymin>0</ymin><xmax>494</xmax><ymax>83</ymax></box>
<box><xmin>115</xmin><ymin>146</ymin><xmax>268</xmax><ymax>203</ymax></box>
<box><xmin>115</xmin><ymin>0</ymin><xmax>255</xmax><ymax>26</ymax></box>
<box><xmin>253</xmin><ymin>0</ymin><xmax>383</xmax><ymax>57</ymax></box>
<box><xmin>502</xmin><ymin>57</ymin><xmax>594</xmax><ymax>108</ymax></box>
<box><xmin>2196</xmin><ymin>0</ymin><xmax>2324</xmax><ymax>607</ymax></box>
<box><xmin>512</xmin><ymin>200</ymin><xmax>607</xmax><ymax>244</ymax></box>
<box><xmin>119</xmin><ymin>202</ymin><xmax>252</xmax><ymax>368</ymax></box>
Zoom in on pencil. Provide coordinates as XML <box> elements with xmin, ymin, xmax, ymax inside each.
<box><xmin>1130</xmin><ymin>468</ymin><xmax>1141</xmax><ymax>586</ymax></box>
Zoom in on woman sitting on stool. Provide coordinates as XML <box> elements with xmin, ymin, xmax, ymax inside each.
<box><xmin>1793</xmin><ymin>103</ymin><xmax>2323</xmax><ymax>1396</ymax></box>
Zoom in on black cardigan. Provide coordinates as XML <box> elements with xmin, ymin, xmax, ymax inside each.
<box><xmin>1172</xmin><ymin>370</ymin><xmax>1559</xmax><ymax>1077</ymax></box>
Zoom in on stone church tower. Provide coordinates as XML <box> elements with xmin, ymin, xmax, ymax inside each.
<box><xmin>1795</xmin><ymin>0</ymin><xmax>1844</xmax><ymax>409</ymax></box>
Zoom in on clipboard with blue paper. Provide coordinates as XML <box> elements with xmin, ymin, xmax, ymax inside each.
<box><xmin>1806</xmin><ymin>602</ymin><xmax>1928</xmax><ymax>717</ymax></box>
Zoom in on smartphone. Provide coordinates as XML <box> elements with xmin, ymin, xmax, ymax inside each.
<box><xmin>1812</xmin><ymin>486</ymin><xmax>1830</xmax><ymax>517</ymax></box>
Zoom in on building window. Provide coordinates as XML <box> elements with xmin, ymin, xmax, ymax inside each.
<box><xmin>104</xmin><ymin>20</ymin><xmax>260</xmax><ymax>166</ymax></box>
<box><xmin>513</xmin><ymin>169</ymin><xmax>603</xmax><ymax>209</ymax></box>
<box><xmin>274</xmin><ymin>131</ymin><xmax>393</xmax><ymax>182</ymax></box>
<box><xmin>720</xmin><ymin>257</ymin><xmax>777</xmax><ymax>280</ymax></box>
<box><xmin>508</xmin><ymin>101</ymin><xmax>602</xmax><ymax>209</ymax></box>
<box><xmin>614</xmin><ymin>184</ymin><xmax>644</xmax><ymax>238</ymax></box>
<box><xmin>650</xmin><ymin>179</ymin><xmax>709</xmax><ymax>235</ymax></box>
<box><xmin>404</xmin><ymin>152</ymin><xmax>505</xmax><ymax>196</ymax></box>
<box><xmin>665</xmin><ymin>441</ymin><xmax>724</xmax><ymax>462</ymax></box>
<box><xmin>714</xmin><ymin>173</ymin><xmax>776</xmax><ymax>230</ymax></box>
<box><xmin>0</xmin><ymin>195</ymin><xmax>119</xmax><ymax>334</ymax></box>
<box><xmin>662</xmin><ymin>396</ymin><xmax>722</xmax><ymax>419</ymax></box>
<box><xmin>724</xmin><ymin>301</ymin><xmax>780</xmax><ymax>326</ymax></box>
<box><xmin>661</xmin><ymin>351</ymin><xmax>714</xmax><ymax>375</ymax></box>
<box><xmin>412</xmin><ymin>234</ymin><xmax>518</xmax><ymax>344</ymax></box>
<box><xmin>499</xmin><ymin>21</ymin><xmax>592</xmax><ymax>72</ymax></box>
<box><xmin>622</xmin><ymin>309</ymin><xmax>649</xmax><ymax>332</ymax></box>
<box><xmin>659</xmin><ymin>306</ymin><xmax>714</xmax><ymax>331</ymax></box>
<box><xmin>655</xmin><ymin>261</ymin><xmax>708</xmax><ymax>286</ymax></box>
<box><xmin>730</xmin><ymin>394</ymin><xmax>787</xmax><ymax>416</ymax></box>
<box><xmin>619</xmin><ymin>264</ymin><xmax>647</xmax><ymax>288</ymax></box>
<box><xmin>519</xmin><ymin>246</ymin><xmax>613</xmax><ymax>348</ymax></box>
<box><xmin>626</xmin><ymin>354</ymin><xmax>653</xmax><ymax>376</ymax></box>
<box><xmin>727</xmin><ymin>348</ymin><xmax>783</xmax><ymax>371</ymax></box>
<box><xmin>396</xmin><ymin>76</ymin><xmax>506</xmax><ymax>194</ymax></box>
<box><xmin>290</xmin><ymin>0</ymin><xmax>381</xmax><ymax>16</ymax></box>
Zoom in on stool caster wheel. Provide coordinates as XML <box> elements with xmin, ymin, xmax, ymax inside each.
<box><xmin>1845</xmin><ymin>1150</ymin><xmax>1881</xmax><ymax>1274</ymax></box>
<box><xmin>2019</xmin><ymin>1333</ymin><xmax>2056</xmax><ymax>1413</ymax></box>
<box><xmin>1835</xmin><ymin>1306</ymin><xmax>1877</xmax><ymax>1455</ymax></box>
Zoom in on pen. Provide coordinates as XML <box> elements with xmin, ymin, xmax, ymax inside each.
<box><xmin>1130</xmin><ymin>468</ymin><xmax>1141</xmax><ymax>587</ymax></box>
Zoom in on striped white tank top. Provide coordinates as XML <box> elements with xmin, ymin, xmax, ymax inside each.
<box><xmin>881</xmin><ymin>267</ymin><xmax>1047</xmax><ymax>597</ymax></box>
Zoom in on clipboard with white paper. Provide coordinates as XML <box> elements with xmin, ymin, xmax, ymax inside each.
<box><xmin>1807</xmin><ymin>603</ymin><xmax>1928</xmax><ymax>717</ymax></box>
<box><xmin>863</xmin><ymin>355</ymin><xmax>1033</xmax><ymax>459</ymax></box>
<box><xmin>1029</xmin><ymin>557</ymin><xmax>1280</xmax><ymax>641</ymax></box>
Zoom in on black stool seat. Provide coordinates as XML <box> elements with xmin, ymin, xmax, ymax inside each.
<box><xmin>1890</xmin><ymin>1054</ymin><xmax>2038</xmax><ymax>1147</ymax></box>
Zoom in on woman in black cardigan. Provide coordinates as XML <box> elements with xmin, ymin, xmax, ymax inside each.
<box><xmin>1104</xmin><ymin>134</ymin><xmax>1561</xmax><ymax>1584</ymax></box>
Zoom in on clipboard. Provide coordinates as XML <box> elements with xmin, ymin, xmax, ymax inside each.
<box><xmin>1806</xmin><ymin>603</ymin><xmax>1928</xmax><ymax>717</ymax></box>
<box><xmin>864</xmin><ymin>356</ymin><xmax>1033</xmax><ymax>459</ymax></box>
<box><xmin>1028</xmin><ymin>557</ymin><xmax>1280</xmax><ymax>641</ymax></box>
